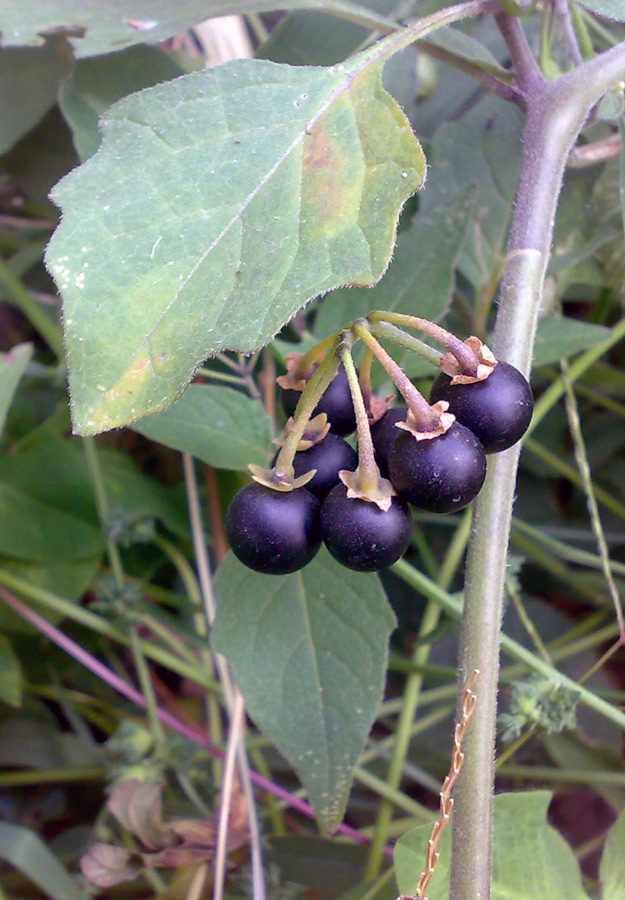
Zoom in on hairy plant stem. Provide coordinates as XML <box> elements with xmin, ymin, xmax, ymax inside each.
<box><xmin>449</xmin><ymin>35</ymin><xmax>625</xmax><ymax>900</ymax></box>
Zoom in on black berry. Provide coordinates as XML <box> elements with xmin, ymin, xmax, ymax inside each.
<box><xmin>429</xmin><ymin>362</ymin><xmax>533</xmax><ymax>454</ymax></box>
<box><xmin>321</xmin><ymin>484</ymin><xmax>412</xmax><ymax>572</ymax></box>
<box><xmin>282</xmin><ymin>363</ymin><xmax>357</xmax><ymax>436</ymax></box>
<box><xmin>389</xmin><ymin>423</ymin><xmax>487</xmax><ymax>513</ymax></box>
<box><xmin>371</xmin><ymin>407</ymin><xmax>408</xmax><ymax>476</ymax></box>
<box><xmin>226</xmin><ymin>483</ymin><xmax>321</xmax><ymax>575</ymax></box>
<box><xmin>273</xmin><ymin>433</ymin><xmax>358</xmax><ymax>501</ymax></box>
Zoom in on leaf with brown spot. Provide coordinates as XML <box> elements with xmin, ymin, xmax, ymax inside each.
<box><xmin>46</xmin><ymin>41</ymin><xmax>425</xmax><ymax>434</ymax></box>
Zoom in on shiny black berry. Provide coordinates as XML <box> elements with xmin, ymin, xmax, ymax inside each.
<box><xmin>321</xmin><ymin>484</ymin><xmax>412</xmax><ymax>572</ymax></box>
<box><xmin>371</xmin><ymin>407</ymin><xmax>409</xmax><ymax>476</ymax></box>
<box><xmin>273</xmin><ymin>433</ymin><xmax>358</xmax><ymax>501</ymax></box>
<box><xmin>282</xmin><ymin>364</ymin><xmax>356</xmax><ymax>436</ymax></box>
<box><xmin>429</xmin><ymin>362</ymin><xmax>533</xmax><ymax>454</ymax></box>
<box><xmin>226</xmin><ymin>483</ymin><xmax>321</xmax><ymax>574</ymax></box>
<box><xmin>389</xmin><ymin>423</ymin><xmax>487</xmax><ymax>513</ymax></box>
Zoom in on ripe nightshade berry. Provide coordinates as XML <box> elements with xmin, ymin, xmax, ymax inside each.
<box><xmin>321</xmin><ymin>484</ymin><xmax>412</xmax><ymax>572</ymax></box>
<box><xmin>226</xmin><ymin>483</ymin><xmax>321</xmax><ymax>574</ymax></box>
<box><xmin>273</xmin><ymin>433</ymin><xmax>358</xmax><ymax>501</ymax></box>
<box><xmin>371</xmin><ymin>407</ymin><xmax>409</xmax><ymax>476</ymax></box>
<box><xmin>282</xmin><ymin>363</ymin><xmax>357</xmax><ymax>436</ymax></box>
<box><xmin>389</xmin><ymin>423</ymin><xmax>487</xmax><ymax>513</ymax></box>
<box><xmin>429</xmin><ymin>362</ymin><xmax>534</xmax><ymax>454</ymax></box>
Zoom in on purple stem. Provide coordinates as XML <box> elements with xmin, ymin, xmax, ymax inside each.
<box><xmin>0</xmin><ymin>587</ymin><xmax>384</xmax><ymax>853</ymax></box>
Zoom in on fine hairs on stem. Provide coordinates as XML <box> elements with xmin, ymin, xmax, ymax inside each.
<box><xmin>398</xmin><ymin>670</ymin><xmax>479</xmax><ymax>900</ymax></box>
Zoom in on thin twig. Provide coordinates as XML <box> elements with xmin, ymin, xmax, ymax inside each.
<box><xmin>568</xmin><ymin>133</ymin><xmax>621</xmax><ymax>167</ymax></box>
<box><xmin>561</xmin><ymin>360</ymin><xmax>624</xmax><ymax>638</ymax></box>
<box><xmin>213</xmin><ymin>690</ymin><xmax>246</xmax><ymax>900</ymax></box>
<box><xmin>552</xmin><ymin>0</ymin><xmax>584</xmax><ymax>66</ymax></box>
<box><xmin>495</xmin><ymin>12</ymin><xmax>546</xmax><ymax>96</ymax></box>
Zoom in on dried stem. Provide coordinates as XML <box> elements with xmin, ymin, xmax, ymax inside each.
<box><xmin>398</xmin><ymin>670</ymin><xmax>479</xmax><ymax>900</ymax></box>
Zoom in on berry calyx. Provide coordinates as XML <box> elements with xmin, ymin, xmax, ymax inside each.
<box><xmin>273</xmin><ymin>432</ymin><xmax>358</xmax><ymax>501</ymax></box>
<box><xmin>371</xmin><ymin>407</ymin><xmax>408</xmax><ymax>477</ymax></box>
<box><xmin>429</xmin><ymin>361</ymin><xmax>534</xmax><ymax>454</ymax></box>
<box><xmin>389</xmin><ymin>423</ymin><xmax>487</xmax><ymax>513</ymax></box>
<box><xmin>226</xmin><ymin>483</ymin><xmax>321</xmax><ymax>575</ymax></box>
<box><xmin>281</xmin><ymin>363</ymin><xmax>357</xmax><ymax>436</ymax></box>
<box><xmin>321</xmin><ymin>484</ymin><xmax>412</xmax><ymax>572</ymax></box>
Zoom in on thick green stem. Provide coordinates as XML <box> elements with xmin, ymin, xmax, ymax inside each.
<box><xmin>449</xmin><ymin>37</ymin><xmax>625</xmax><ymax>900</ymax></box>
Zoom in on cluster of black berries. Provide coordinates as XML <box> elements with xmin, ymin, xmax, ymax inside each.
<box><xmin>226</xmin><ymin>343</ymin><xmax>533</xmax><ymax>577</ymax></box>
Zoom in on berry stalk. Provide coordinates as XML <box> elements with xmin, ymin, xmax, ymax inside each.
<box><xmin>339</xmin><ymin>339</ymin><xmax>380</xmax><ymax>496</ymax></box>
<box><xmin>369</xmin><ymin>320</ymin><xmax>444</xmax><ymax>368</ymax></box>
<box><xmin>352</xmin><ymin>321</ymin><xmax>441</xmax><ymax>431</ymax></box>
<box><xmin>295</xmin><ymin>331</ymin><xmax>341</xmax><ymax>376</ymax></box>
<box><xmin>274</xmin><ymin>340</ymin><xmax>341</xmax><ymax>474</ymax></box>
<box><xmin>368</xmin><ymin>310</ymin><xmax>481</xmax><ymax>375</ymax></box>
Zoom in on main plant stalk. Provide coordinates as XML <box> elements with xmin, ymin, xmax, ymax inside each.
<box><xmin>449</xmin><ymin>37</ymin><xmax>625</xmax><ymax>900</ymax></box>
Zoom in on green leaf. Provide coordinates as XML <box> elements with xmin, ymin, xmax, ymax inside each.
<box><xmin>0</xmin><ymin>343</ymin><xmax>33</xmax><ymax>440</ymax></box>
<box><xmin>0</xmin><ymin>428</ymin><xmax>189</xmax><ymax>540</ymax></box>
<box><xmin>0</xmin><ymin>482</ymin><xmax>103</xmax><ymax>564</ymax></box>
<box><xmin>0</xmin><ymin>44</ymin><xmax>71</xmax><ymax>155</ymax></box>
<box><xmin>46</xmin><ymin>51</ymin><xmax>425</xmax><ymax>435</ymax></box>
<box><xmin>420</xmin><ymin>95</ymin><xmax>523</xmax><ymax>291</ymax></box>
<box><xmin>314</xmin><ymin>186</ymin><xmax>474</xmax><ymax>339</ymax></box>
<box><xmin>0</xmin><ymin>634</ymin><xmax>22</xmax><ymax>706</ymax></box>
<box><xmin>59</xmin><ymin>45</ymin><xmax>185</xmax><ymax>161</ymax></box>
<box><xmin>572</xmin><ymin>1</ymin><xmax>625</xmax><ymax>22</ymax></box>
<box><xmin>600</xmin><ymin>806</ymin><xmax>625</xmax><ymax>900</ymax></box>
<box><xmin>267</xmin><ymin>837</ymin><xmax>395</xmax><ymax>899</ymax></box>
<box><xmin>132</xmin><ymin>384</ymin><xmax>273</xmax><ymax>470</ymax></box>
<box><xmin>0</xmin><ymin>822</ymin><xmax>89</xmax><ymax>900</ymax></box>
<box><xmin>0</xmin><ymin>0</ymin><xmax>394</xmax><ymax>58</ymax></box>
<box><xmin>394</xmin><ymin>792</ymin><xmax>590</xmax><ymax>900</ymax></box>
<box><xmin>533</xmin><ymin>316</ymin><xmax>611</xmax><ymax>368</ymax></box>
<box><xmin>213</xmin><ymin>550</ymin><xmax>396</xmax><ymax>833</ymax></box>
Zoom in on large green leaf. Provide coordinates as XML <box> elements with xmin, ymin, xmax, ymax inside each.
<box><xmin>420</xmin><ymin>94</ymin><xmax>523</xmax><ymax>292</ymax></box>
<box><xmin>213</xmin><ymin>550</ymin><xmax>396</xmax><ymax>833</ymax></box>
<box><xmin>0</xmin><ymin>634</ymin><xmax>22</xmax><ymax>706</ymax></box>
<box><xmin>132</xmin><ymin>383</ymin><xmax>273</xmax><ymax>470</ymax></box>
<box><xmin>0</xmin><ymin>0</ymin><xmax>394</xmax><ymax>58</ymax></box>
<box><xmin>533</xmin><ymin>316</ymin><xmax>610</xmax><ymax>367</ymax></box>
<box><xmin>600</xmin><ymin>806</ymin><xmax>625</xmax><ymax>900</ymax></box>
<box><xmin>0</xmin><ymin>483</ymin><xmax>103</xmax><ymax>564</ymax></box>
<box><xmin>573</xmin><ymin>1</ymin><xmax>625</xmax><ymax>21</ymax></box>
<box><xmin>0</xmin><ymin>822</ymin><xmax>89</xmax><ymax>900</ymax></box>
<box><xmin>0</xmin><ymin>343</ymin><xmax>32</xmax><ymax>440</ymax></box>
<box><xmin>394</xmin><ymin>792</ymin><xmax>590</xmax><ymax>900</ymax></box>
<box><xmin>59</xmin><ymin>45</ymin><xmax>184</xmax><ymax>161</ymax></box>
<box><xmin>0</xmin><ymin>44</ymin><xmax>71</xmax><ymax>155</ymax></box>
<box><xmin>45</xmin><ymin>48</ymin><xmax>425</xmax><ymax>435</ymax></box>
